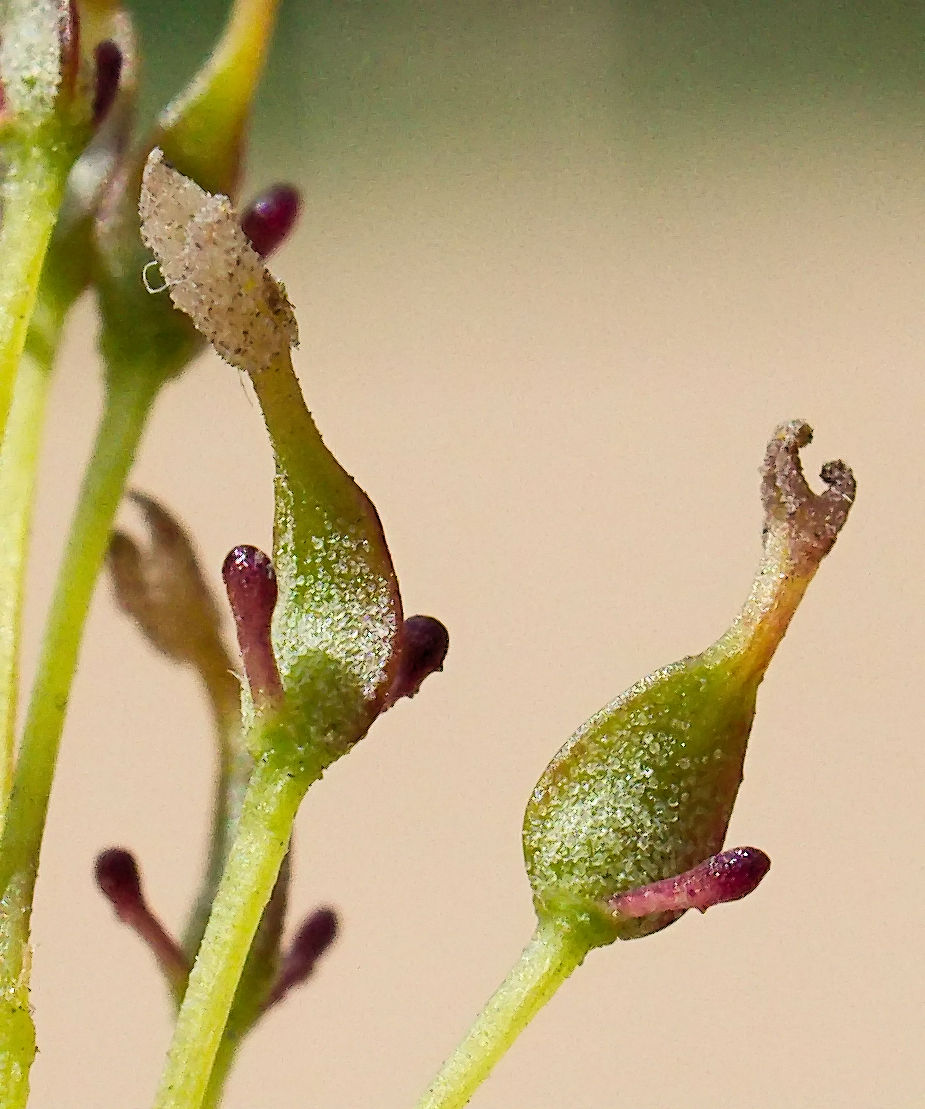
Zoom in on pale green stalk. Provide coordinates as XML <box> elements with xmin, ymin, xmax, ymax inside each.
<box><xmin>0</xmin><ymin>145</ymin><xmax>67</xmax><ymax>439</ymax></box>
<box><xmin>153</xmin><ymin>745</ymin><xmax>317</xmax><ymax>1109</ymax></box>
<box><xmin>0</xmin><ymin>297</ymin><xmax>65</xmax><ymax>827</ymax></box>
<box><xmin>0</xmin><ymin>368</ymin><xmax>158</xmax><ymax>1105</ymax></box>
<box><xmin>416</xmin><ymin>920</ymin><xmax>591</xmax><ymax>1109</ymax></box>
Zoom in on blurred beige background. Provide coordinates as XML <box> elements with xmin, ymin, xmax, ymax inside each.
<box><xmin>16</xmin><ymin>2</ymin><xmax>925</xmax><ymax>1106</ymax></box>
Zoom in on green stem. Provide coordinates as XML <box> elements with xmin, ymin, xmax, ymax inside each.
<box><xmin>153</xmin><ymin>748</ymin><xmax>314</xmax><ymax>1109</ymax></box>
<box><xmin>416</xmin><ymin>919</ymin><xmax>590</xmax><ymax>1109</ymax></box>
<box><xmin>0</xmin><ymin>367</ymin><xmax>157</xmax><ymax>1108</ymax></box>
<box><xmin>0</xmin><ymin>370</ymin><xmax>157</xmax><ymax>899</ymax></box>
<box><xmin>201</xmin><ymin>1035</ymin><xmax>239</xmax><ymax>1109</ymax></box>
<box><xmin>0</xmin><ymin>144</ymin><xmax>67</xmax><ymax>440</ymax></box>
<box><xmin>0</xmin><ymin>298</ymin><xmax>65</xmax><ymax>829</ymax></box>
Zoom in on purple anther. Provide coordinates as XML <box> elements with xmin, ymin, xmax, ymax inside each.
<box><xmin>92</xmin><ymin>40</ymin><xmax>122</xmax><ymax>125</ymax></box>
<box><xmin>94</xmin><ymin>848</ymin><xmax>190</xmax><ymax>990</ymax></box>
<box><xmin>385</xmin><ymin>615</ymin><xmax>449</xmax><ymax>707</ymax></box>
<box><xmin>265</xmin><ymin>907</ymin><xmax>339</xmax><ymax>1009</ymax></box>
<box><xmin>609</xmin><ymin>846</ymin><xmax>771</xmax><ymax>919</ymax></box>
<box><xmin>222</xmin><ymin>545</ymin><xmax>283</xmax><ymax>706</ymax></box>
<box><xmin>95</xmin><ymin>847</ymin><xmax>142</xmax><ymax>919</ymax></box>
<box><xmin>240</xmin><ymin>185</ymin><xmax>301</xmax><ymax>257</ymax></box>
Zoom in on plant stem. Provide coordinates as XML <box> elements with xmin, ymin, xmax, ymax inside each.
<box><xmin>416</xmin><ymin>918</ymin><xmax>591</xmax><ymax>1109</ymax></box>
<box><xmin>0</xmin><ymin>370</ymin><xmax>157</xmax><ymax>900</ymax></box>
<box><xmin>0</xmin><ymin>297</ymin><xmax>65</xmax><ymax>829</ymax></box>
<box><xmin>152</xmin><ymin>747</ymin><xmax>315</xmax><ymax>1109</ymax></box>
<box><xmin>0</xmin><ymin>366</ymin><xmax>157</xmax><ymax>1108</ymax></box>
<box><xmin>0</xmin><ymin>145</ymin><xmax>67</xmax><ymax>440</ymax></box>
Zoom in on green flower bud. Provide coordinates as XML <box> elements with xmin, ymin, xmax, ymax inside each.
<box><xmin>523</xmin><ymin>422</ymin><xmax>855</xmax><ymax>946</ymax></box>
<box><xmin>138</xmin><ymin>152</ymin><xmax>405</xmax><ymax>772</ymax></box>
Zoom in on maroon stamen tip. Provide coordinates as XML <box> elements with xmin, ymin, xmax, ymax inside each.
<box><xmin>95</xmin><ymin>847</ymin><xmax>143</xmax><ymax>919</ymax></box>
<box><xmin>265</xmin><ymin>907</ymin><xmax>338</xmax><ymax>1009</ymax></box>
<box><xmin>609</xmin><ymin>846</ymin><xmax>771</xmax><ymax>919</ymax></box>
<box><xmin>92</xmin><ymin>40</ymin><xmax>123</xmax><ymax>124</ymax></box>
<box><xmin>386</xmin><ymin>615</ymin><xmax>449</xmax><ymax>706</ymax></box>
<box><xmin>240</xmin><ymin>185</ymin><xmax>301</xmax><ymax>257</ymax></box>
<box><xmin>94</xmin><ymin>847</ymin><xmax>190</xmax><ymax>991</ymax></box>
<box><xmin>292</xmin><ymin>907</ymin><xmax>338</xmax><ymax>961</ymax></box>
<box><xmin>222</xmin><ymin>545</ymin><xmax>283</xmax><ymax>704</ymax></box>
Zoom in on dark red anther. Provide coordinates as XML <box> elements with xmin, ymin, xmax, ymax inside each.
<box><xmin>94</xmin><ymin>848</ymin><xmax>190</xmax><ymax>992</ymax></box>
<box><xmin>95</xmin><ymin>847</ymin><xmax>142</xmax><ymax>919</ymax></box>
<box><xmin>222</xmin><ymin>545</ymin><xmax>283</xmax><ymax>706</ymax></box>
<box><xmin>92</xmin><ymin>40</ymin><xmax>122</xmax><ymax>125</ymax></box>
<box><xmin>265</xmin><ymin>907</ymin><xmax>338</xmax><ymax>1009</ymax></box>
<box><xmin>240</xmin><ymin>185</ymin><xmax>301</xmax><ymax>257</ymax></box>
<box><xmin>385</xmin><ymin>615</ymin><xmax>449</xmax><ymax>707</ymax></box>
<box><xmin>609</xmin><ymin>846</ymin><xmax>771</xmax><ymax>919</ymax></box>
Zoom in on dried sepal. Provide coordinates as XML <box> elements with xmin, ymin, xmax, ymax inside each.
<box><xmin>762</xmin><ymin>420</ymin><xmax>856</xmax><ymax>569</ymax></box>
<box><xmin>107</xmin><ymin>492</ymin><xmax>239</xmax><ymax>725</ymax></box>
<box><xmin>139</xmin><ymin>147</ymin><xmax>298</xmax><ymax>378</ymax></box>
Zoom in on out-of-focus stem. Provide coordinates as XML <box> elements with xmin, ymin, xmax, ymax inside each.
<box><xmin>0</xmin><ymin>370</ymin><xmax>157</xmax><ymax>901</ymax></box>
<box><xmin>0</xmin><ymin>145</ymin><xmax>67</xmax><ymax>440</ymax></box>
<box><xmin>152</xmin><ymin>743</ymin><xmax>316</xmax><ymax>1109</ymax></box>
<box><xmin>0</xmin><ymin>365</ymin><xmax>157</xmax><ymax>1108</ymax></box>
<box><xmin>0</xmin><ymin>297</ymin><xmax>66</xmax><ymax>829</ymax></box>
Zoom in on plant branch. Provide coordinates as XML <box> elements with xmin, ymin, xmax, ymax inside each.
<box><xmin>0</xmin><ymin>364</ymin><xmax>156</xmax><ymax>1107</ymax></box>
<box><xmin>0</xmin><ymin>296</ymin><xmax>66</xmax><ymax>829</ymax></box>
<box><xmin>152</xmin><ymin>744</ymin><xmax>316</xmax><ymax>1109</ymax></box>
<box><xmin>416</xmin><ymin>918</ymin><xmax>590</xmax><ymax>1109</ymax></box>
<box><xmin>0</xmin><ymin>369</ymin><xmax>157</xmax><ymax>900</ymax></box>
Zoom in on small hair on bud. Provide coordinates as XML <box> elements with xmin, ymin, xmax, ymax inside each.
<box><xmin>92</xmin><ymin>39</ymin><xmax>122</xmax><ymax>124</ymax></box>
<box><xmin>265</xmin><ymin>907</ymin><xmax>338</xmax><ymax>1009</ymax></box>
<box><xmin>609</xmin><ymin>846</ymin><xmax>771</xmax><ymax>920</ymax></box>
<box><xmin>95</xmin><ymin>847</ymin><xmax>142</xmax><ymax>919</ymax></box>
<box><xmin>241</xmin><ymin>185</ymin><xmax>301</xmax><ymax>257</ymax></box>
<box><xmin>385</xmin><ymin>615</ymin><xmax>449</xmax><ymax>706</ymax></box>
<box><xmin>222</xmin><ymin>545</ymin><xmax>283</xmax><ymax>706</ymax></box>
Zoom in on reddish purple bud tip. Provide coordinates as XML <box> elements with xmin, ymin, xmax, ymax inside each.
<box><xmin>292</xmin><ymin>907</ymin><xmax>338</xmax><ymax>962</ymax></box>
<box><xmin>95</xmin><ymin>847</ymin><xmax>142</xmax><ymax>918</ymax></box>
<box><xmin>386</xmin><ymin>615</ymin><xmax>449</xmax><ymax>706</ymax></box>
<box><xmin>609</xmin><ymin>846</ymin><xmax>771</xmax><ymax>919</ymax></box>
<box><xmin>240</xmin><ymin>185</ymin><xmax>301</xmax><ymax>257</ymax></box>
<box><xmin>222</xmin><ymin>545</ymin><xmax>282</xmax><ymax>705</ymax></box>
<box><xmin>265</xmin><ymin>907</ymin><xmax>338</xmax><ymax>1009</ymax></box>
<box><xmin>92</xmin><ymin>40</ymin><xmax>123</xmax><ymax>124</ymax></box>
<box><xmin>94</xmin><ymin>848</ymin><xmax>190</xmax><ymax>991</ymax></box>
